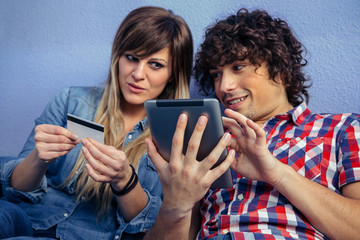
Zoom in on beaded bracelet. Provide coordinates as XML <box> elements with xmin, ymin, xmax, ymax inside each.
<box><xmin>110</xmin><ymin>164</ymin><xmax>138</xmax><ymax>196</ymax></box>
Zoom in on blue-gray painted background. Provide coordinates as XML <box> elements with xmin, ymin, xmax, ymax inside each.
<box><xmin>1</xmin><ymin>0</ymin><xmax>359</xmax><ymax>155</ymax></box>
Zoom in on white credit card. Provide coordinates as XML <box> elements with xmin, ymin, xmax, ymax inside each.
<box><xmin>67</xmin><ymin>113</ymin><xmax>104</xmax><ymax>144</ymax></box>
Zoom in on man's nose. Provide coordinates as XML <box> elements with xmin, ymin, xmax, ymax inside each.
<box><xmin>219</xmin><ymin>72</ymin><xmax>236</xmax><ymax>93</ymax></box>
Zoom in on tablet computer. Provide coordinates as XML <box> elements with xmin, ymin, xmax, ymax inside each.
<box><xmin>145</xmin><ymin>98</ymin><xmax>233</xmax><ymax>189</ymax></box>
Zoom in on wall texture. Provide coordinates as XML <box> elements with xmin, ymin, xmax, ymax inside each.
<box><xmin>1</xmin><ymin>0</ymin><xmax>359</xmax><ymax>156</ymax></box>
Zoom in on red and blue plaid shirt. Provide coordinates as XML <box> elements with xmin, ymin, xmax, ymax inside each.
<box><xmin>198</xmin><ymin>102</ymin><xmax>360</xmax><ymax>240</ymax></box>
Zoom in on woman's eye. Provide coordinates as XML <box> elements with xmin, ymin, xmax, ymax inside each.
<box><xmin>125</xmin><ymin>54</ymin><xmax>138</xmax><ymax>62</ymax></box>
<box><xmin>150</xmin><ymin>62</ymin><xmax>163</xmax><ymax>69</ymax></box>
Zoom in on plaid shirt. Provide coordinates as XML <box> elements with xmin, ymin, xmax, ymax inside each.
<box><xmin>198</xmin><ymin>102</ymin><xmax>360</xmax><ymax>240</ymax></box>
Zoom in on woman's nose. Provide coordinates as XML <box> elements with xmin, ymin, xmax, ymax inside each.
<box><xmin>132</xmin><ymin>61</ymin><xmax>146</xmax><ymax>80</ymax></box>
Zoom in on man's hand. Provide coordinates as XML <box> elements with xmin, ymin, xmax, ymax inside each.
<box><xmin>223</xmin><ymin>109</ymin><xmax>285</xmax><ymax>186</ymax></box>
<box><xmin>146</xmin><ymin>113</ymin><xmax>234</xmax><ymax>220</ymax></box>
<box><xmin>144</xmin><ymin>113</ymin><xmax>234</xmax><ymax>240</ymax></box>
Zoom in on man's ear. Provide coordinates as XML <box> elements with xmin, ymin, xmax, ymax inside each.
<box><xmin>273</xmin><ymin>72</ymin><xmax>286</xmax><ymax>85</ymax></box>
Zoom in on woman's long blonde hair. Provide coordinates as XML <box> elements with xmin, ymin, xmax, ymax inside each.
<box><xmin>64</xmin><ymin>6</ymin><xmax>193</xmax><ymax>217</ymax></box>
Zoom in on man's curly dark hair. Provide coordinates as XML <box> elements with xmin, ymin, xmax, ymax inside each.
<box><xmin>194</xmin><ymin>8</ymin><xmax>311</xmax><ymax>106</ymax></box>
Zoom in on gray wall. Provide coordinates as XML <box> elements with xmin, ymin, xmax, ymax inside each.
<box><xmin>1</xmin><ymin>0</ymin><xmax>360</xmax><ymax>156</ymax></box>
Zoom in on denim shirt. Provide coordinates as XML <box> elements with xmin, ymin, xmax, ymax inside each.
<box><xmin>0</xmin><ymin>87</ymin><xmax>163</xmax><ymax>240</ymax></box>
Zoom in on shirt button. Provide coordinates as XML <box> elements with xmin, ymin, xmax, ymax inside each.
<box><xmin>237</xmin><ymin>194</ymin><xmax>244</xmax><ymax>201</ymax></box>
<box><xmin>295</xmin><ymin>137</ymin><xmax>301</xmax><ymax>142</ymax></box>
<box><xmin>223</xmin><ymin>229</ymin><xmax>229</xmax><ymax>234</ymax></box>
<box><xmin>114</xmin><ymin>236</ymin><xmax>120</xmax><ymax>239</ymax></box>
<box><xmin>128</xmin><ymin>135</ymin><xmax>133</xmax><ymax>139</ymax></box>
<box><xmin>64</xmin><ymin>213</ymin><xmax>69</xmax><ymax>218</ymax></box>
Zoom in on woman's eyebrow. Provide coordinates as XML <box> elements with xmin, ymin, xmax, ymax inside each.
<box><xmin>151</xmin><ymin>58</ymin><xmax>168</xmax><ymax>64</ymax></box>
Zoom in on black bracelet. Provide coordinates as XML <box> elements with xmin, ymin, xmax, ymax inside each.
<box><xmin>110</xmin><ymin>164</ymin><xmax>138</xmax><ymax>196</ymax></box>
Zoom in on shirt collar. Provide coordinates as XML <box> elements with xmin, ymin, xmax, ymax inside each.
<box><xmin>139</xmin><ymin>117</ymin><xmax>148</xmax><ymax>130</ymax></box>
<box><xmin>271</xmin><ymin>102</ymin><xmax>311</xmax><ymax>126</ymax></box>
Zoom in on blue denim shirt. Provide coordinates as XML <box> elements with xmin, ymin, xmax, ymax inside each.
<box><xmin>0</xmin><ymin>87</ymin><xmax>163</xmax><ymax>240</ymax></box>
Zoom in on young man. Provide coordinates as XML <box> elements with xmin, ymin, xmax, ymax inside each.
<box><xmin>144</xmin><ymin>8</ymin><xmax>360</xmax><ymax>240</ymax></box>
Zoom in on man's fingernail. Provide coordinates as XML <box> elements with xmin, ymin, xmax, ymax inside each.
<box><xmin>224</xmin><ymin>132</ymin><xmax>231</xmax><ymax>141</ymax></box>
<box><xmin>179</xmin><ymin>113</ymin><xmax>187</xmax><ymax>122</ymax></box>
<box><xmin>199</xmin><ymin>116</ymin><xmax>207</xmax><ymax>125</ymax></box>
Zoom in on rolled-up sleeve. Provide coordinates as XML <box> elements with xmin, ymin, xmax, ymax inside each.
<box><xmin>338</xmin><ymin>115</ymin><xmax>360</xmax><ymax>187</ymax></box>
<box><xmin>115</xmin><ymin>154</ymin><xmax>163</xmax><ymax>235</ymax></box>
<box><xmin>18</xmin><ymin>87</ymin><xmax>71</xmax><ymax>159</ymax></box>
<box><xmin>0</xmin><ymin>157</ymin><xmax>47</xmax><ymax>203</ymax></box>
<box><xmin>116</xmin><ymin>188</ymin><xmax>162</xmax><ymax>233</ymax></box>
<box><xmin>0</xmin><ymin>88</ymin><xmax>72</xmax><ymax>203</ymax></box>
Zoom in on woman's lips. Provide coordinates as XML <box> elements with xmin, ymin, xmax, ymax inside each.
<box><xmin>128</xmin><ymin>83</ymin><xmax>145</xmax><ymax>93</ymax></box>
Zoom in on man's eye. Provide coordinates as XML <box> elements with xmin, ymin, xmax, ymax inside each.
<box><xmin>210</xmin><ymin>72</ymin><xmax>221</xmax><ymax>79</ymax></box>
<box><xmin>234</xmin><ymin>65</ymin><xmax>244</xmax><ymax>71</ymax></box>
<box><xmin>126</xmin><ymin>54</ymin><xmax>138</xmax><ymax>62</ymax></box>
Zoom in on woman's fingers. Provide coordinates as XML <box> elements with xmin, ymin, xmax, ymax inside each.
<box><xmin>82</xmin><ymin>138</ymin><xmax>121</xmax><ymax>169</ymax></box>
<box><xmin>34</xmin><ymin>133</ymin><xmax>78</xmax><ymax>144</ymax></box>
<box><xmin>81</xmin><ymin>138</ymin><xmax>128</xmax><ymax>179</ymax></box>
<box><xmin>82</xmin><ymin>146</ymin><xmax>108</xmax><ymax>175</ymax></box>
<box><xmin>35</xmin><ymin>124</ymin><xmax>79</xmax><ymax>143</ymax></box>
<box><xmin>85</xmin><ymin>163</ymin><xmax>111</xmax><ymax>182</ymax></box>
<box><xmin>84</xmin><ymin>138</ymin><xmax>119</xmax><ymax>159</ymax></box>
<box><xmin>34</xmin><ymin>124</ymin><xmax>80</xmax><ymax>160</ymax></box>
<box><xmin>81</xmin><ymin>138</ymin><xmax>137</xmax><ymax>188</ymax></box>
<box><xmin>36</xmin><ymin>142</ymin><xmax>76</xmax><ymax>156</ymax></box>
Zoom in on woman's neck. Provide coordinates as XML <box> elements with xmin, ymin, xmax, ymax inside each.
<box><xmin>122</xmin><ymin>104</ymin><xmax>146</xmax><ymax>134</ymax></box>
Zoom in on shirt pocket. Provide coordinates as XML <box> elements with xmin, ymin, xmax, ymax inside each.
<box><xmin>274</xmin><ymin>137</ymin><xmax>324</xmax><ymax>180</ymax></box>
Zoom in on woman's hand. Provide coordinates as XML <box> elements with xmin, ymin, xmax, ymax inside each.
<box><xmin>222</xmin><ymin>109</ymin><xmax>285</xmax><ymax>185</ymax></box>
<box><xmin>34</xmin><ymin>124</ymin><xmax>80</xmax><ymax>163</ymax></box>
<box><xmin>82</xmin><ymin>138</ymin><xmax>149</xmax><ymax>222</ymax></box>
<box><xmin>81</xmin><ymin>138</ymin><xmax>132</xmax><ymax>190</ymax></box>
<box><xmin>146</xmin><ymin>113</ymin><xmax>235</xmax><ymax>216</ymax></box>
<box><xmin>10</xmin><ymin>124</ymin><xmax>80</xmax><ymax>191</ymax></box>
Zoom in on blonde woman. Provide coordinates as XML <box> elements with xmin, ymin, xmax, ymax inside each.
<box><xmin>0</xmin><ymin>6</ymin><xmax>193</xmax><ymax>239</ymax></box>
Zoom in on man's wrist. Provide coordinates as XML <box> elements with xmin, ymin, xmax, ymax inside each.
<box><xmin>270</xmin><ymin>163</ymin><xmax>296</xmax><ymax>191</ymax></box>
<box><xmin>144</xmin><ymin>204</ymin><xmax>193</xmax><ymax>240</ymax></box>
<box><xmin>158</xmin><ymin>202</ymin><xmax>193</xmax><ymax>225</ymax></box>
